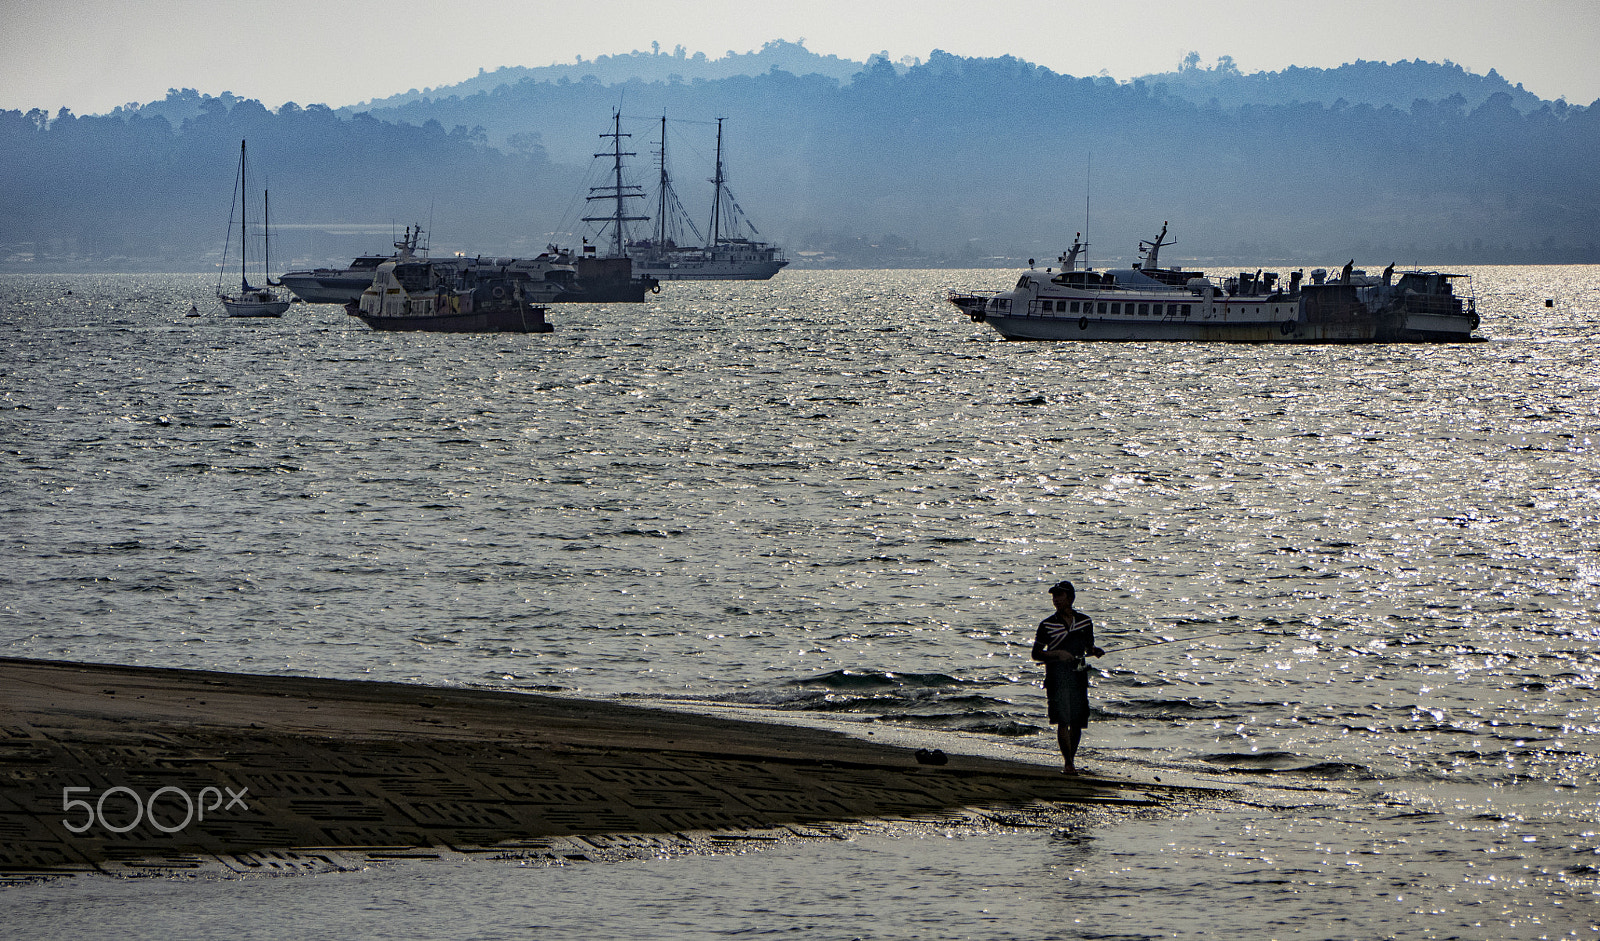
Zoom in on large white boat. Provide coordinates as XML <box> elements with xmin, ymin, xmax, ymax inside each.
<box><xmin>624</xmin><ymin>117</ymin><xmax>787</xmax><ymax>281</ymax></box>
<box><xmin>278</xmin><ymin>225</ymin><xmax>426</xmax><ymax>304</ymax></box>
<box><xmin>949</xmin><ymin>223</ymin><xmax>1480</xmax><ymax>343</ymax></box>
<box><xmin>216</xmin><ymin>140</ymin><xmax>291</xmax><ymax>318</ymax></box>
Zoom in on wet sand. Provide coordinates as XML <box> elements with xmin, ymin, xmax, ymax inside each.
<box><xmin>0</xmin><ymin>657</ymin><xmax>1209</xmax><ymax>876</ymax></box>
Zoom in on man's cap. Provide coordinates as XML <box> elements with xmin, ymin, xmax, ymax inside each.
<box><xmin>1049</xmin><ymin>580</ymin><xmax>1075</xmax><ymax>595</ymax></box>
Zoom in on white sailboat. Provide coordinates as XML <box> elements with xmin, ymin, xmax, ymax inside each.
<box><xmin>626</xmin><ymin>117</ymin><xmax>788</xmax><ymax>281</ymax></box>
<box><xmin>217</xmin><ymin>139</ymin><xmax>290</xmax><ymax>318</ymax></box>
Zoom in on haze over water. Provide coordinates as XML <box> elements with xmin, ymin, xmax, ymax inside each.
<box><xmin>3</xmin><ymin>267</ymin><xmax>1598</xmax><ymax>937</ymax></box>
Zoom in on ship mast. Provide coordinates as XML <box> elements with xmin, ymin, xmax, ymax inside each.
<box><xmin>707</xmin><ymin>117</ymin><xmax>725</xmax><ymax>247</ymax></box>
<box><xmin>582</xmin><ymin>110</ymin><xmax>647</xmax><ymax>258</ymax></box>
<box><xmin>654</xmin><ymin>116</ymin><xmax>670</xmax><ymax>245</ymax></box>
<box><xmin>648</xmin><ymin>117</ymin><xmax>703</xmax><ymax>249</ymax></box>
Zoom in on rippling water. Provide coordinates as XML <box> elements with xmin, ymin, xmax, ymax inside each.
<box><xmin>3</xmin><ymin>267</ymin><xmax>1598</xmax><ymax>937</ymax></box>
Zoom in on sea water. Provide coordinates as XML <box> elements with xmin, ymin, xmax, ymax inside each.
<box><xmin>1</xmin><ymin>267</ymin><xmax>1597</xmax><ymax>938</ymax></box>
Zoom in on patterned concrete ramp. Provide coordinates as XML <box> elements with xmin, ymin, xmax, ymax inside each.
<box><xmin>0</xmin><ymin>657</ymin><xmax>1211</xmax><ymax>877</ymax></box>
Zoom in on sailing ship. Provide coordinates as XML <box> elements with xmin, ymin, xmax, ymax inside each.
<box><xmin>948</xmin><ymin>222</ymin><xmax>1480</xmax><ymax>343</ymax></box>
<box><xmin>625</xmin><ymin>117</ymin><xmax>788</xmax><ymax>281</ymax></box>
<box><xmin>216</xmin><ymin>140</ymin><xmax>291</xmax><ymax>318</ymax></box>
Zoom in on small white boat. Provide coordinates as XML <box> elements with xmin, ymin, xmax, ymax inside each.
<box><xmin>217</xmin><ymin>139</ymin><xmax>290</xmax><ymax>318</ymax></box>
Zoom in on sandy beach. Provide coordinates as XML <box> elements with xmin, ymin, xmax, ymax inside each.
<box><xmin>0</xmin><ymin>657</ymin><xmax>1205</xmax><ymax>877</ymax></box>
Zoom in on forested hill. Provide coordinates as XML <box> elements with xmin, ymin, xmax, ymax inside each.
<box><xmin>348</xmin><ymin>40</ymin><xmax>872</xmax><ymax>112</ymax></box>
<box><xmin>2</xmin><ymin>50</ymin><xmax>1596</xmax><ymax>272</ymax></box>
<box><xmin>1137</xmin><ymin>56</ymin><xmax>1552</xmax><ymax>112</ymax></box>
<box><xmin>348</xmin><ymin>45</ymin><xmax>1559</xmax><ymax>129</ymax></box>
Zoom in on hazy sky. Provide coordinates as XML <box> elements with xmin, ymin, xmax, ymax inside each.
<box><xmin>4</xmin><ymin>0</ymin><xmax>1598</xmax><ymax>115</ymax></box>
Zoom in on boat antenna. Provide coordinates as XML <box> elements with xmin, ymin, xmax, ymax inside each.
<box><xmin>1084</xmin><ymin>150</ymin><xmax>1091</xmax><ymax>270</ymax></box>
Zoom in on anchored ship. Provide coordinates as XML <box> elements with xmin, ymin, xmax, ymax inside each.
<box><xmin>281</xmin><ymin>229</ymin><xmax>649</xmax><ymax>305</ymax></box>
<box><xmin>948</xmin><ymin>223</ymin><xmax>1480</xmax><ymax>343</ymax></box>
<box><xmin>624</xmin><ymin>117</ymin><xmax>788</xmax><ymax>281</ymax></box>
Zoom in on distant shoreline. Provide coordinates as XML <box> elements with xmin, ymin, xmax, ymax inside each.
<box><xmin>3</xmin><ymin>259</ymin><xmax>1596</xmax><ymax>279</ymax></box>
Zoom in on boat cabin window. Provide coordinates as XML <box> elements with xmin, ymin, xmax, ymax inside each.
<box><xmin>1097</xmin><ymin>302</ymin><xmax>1107</xmax><ymax>314</ymax></box>
<box><xmin>1138</xmin><ymin>303</ymin><xmax>1149</xmax><ymax>315</ymax></box>
<box><xmin>1110</xmin><ymin>303</ymin><xmax>1121</xmax><ymax>314</ymax></box>
<box><xmin>1070</xmin><ymin>301</ymin><xmax>1081</xmax><ymax>313</ymax></box>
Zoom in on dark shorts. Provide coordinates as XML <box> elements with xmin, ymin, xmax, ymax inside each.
<box><xmin>1046</xmin><ymin>670</ymin><xmax>1091</xmax><ymax>728</ymax></box>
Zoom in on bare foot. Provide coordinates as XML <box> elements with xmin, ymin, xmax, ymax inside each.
<box><xmin>1063</xmin><ymin>764</ymin><xmax>1077</xmax><ymax>775</ymax></box>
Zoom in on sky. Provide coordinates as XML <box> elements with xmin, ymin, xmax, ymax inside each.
<box><xmin>3</xmin><ymin>0</ymin><xmax>1599</xmax><ymax>115</ymax></box>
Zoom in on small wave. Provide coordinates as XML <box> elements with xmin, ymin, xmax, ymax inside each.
<box><xmin>787</xmin><ymin>669</ymin><xmax>966</xmax><ymax>690</ymax></box>
<box><xmin>62</xmin><ymin>540</ymin><xmax>147</xmax><ymax>555</ymax></box>
<box><xmin>1198</xmin><ymin>752</ymin><xmax>1374</xmax><ymax>779</ymax></box>
<box><xmin>1118</xmin><ymin>697</ymin><xmax>1237</xmax><ymax>719</ymax></box>
<box><xmin>875</xmin><ymin>714</ymin><xmax>1045</xmax><ymax>737</ymax></box>
<box><xmin>1296</xmin><ymin>761</ymin><xmax>1372</xmax><ymax>779</ymax></box>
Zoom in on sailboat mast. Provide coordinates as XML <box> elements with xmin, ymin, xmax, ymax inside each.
<box><xmin>264</xmin><ymin>186</ymin><xmax>274</xmax><ymax>285</ymax></box>
<box><xmin>238</xmin><ymin>140</ymin><xmax>249</xmax><ymax>291</ymax></box>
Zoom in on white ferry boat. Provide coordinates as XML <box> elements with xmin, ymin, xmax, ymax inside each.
<box><xmin>949</xmin><ymin>223</ymin><xmax>1479</xmax><ymax>343</ymax></box>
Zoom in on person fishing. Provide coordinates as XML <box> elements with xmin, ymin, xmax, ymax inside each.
<box><xmin>1031</xmin><ymin>580</ymin><xmax>1104</xmax><ymax>775</ymax></box>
